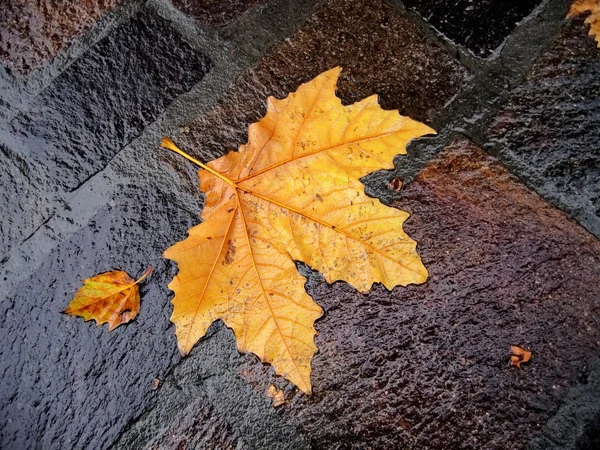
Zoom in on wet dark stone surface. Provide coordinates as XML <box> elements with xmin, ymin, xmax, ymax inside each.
<box><xmin>175</xmin><ymin>0</ymin><xmax>467</xmax><ymax>163</ymax></box>
<box><xmin>401</xmin><ymin>0</ymin><xmax>543</xmax><ymax>57</ymax></box>
<box><xmin>0</xmin><ymin>182</ymin><xmax>198</xmax><ymax>450</ymax></box>
<box><xmin>260</xmin><ymin>140</ymin><xmax>600</xmax><ymax>449</ymax></box>
<box><xmin>0</xmin><ymin>0</ymin><xmax>124</xmax><ymax>75</ymax></box>
<box><xmin>9</xmin><ymin>8</ymin><xmax>211</xmax><ymax>192</ymax></box>
<box><xmin>0</xmin><ymin>145</ymin><xmax>53</xmax><ymax>259</ymax></box>
<box><xmin>113</xmin><ymin>325</ymin><xmax>310</xmax><ymax>450</ymax></box>
<box><xmin>487</xmin><ymin>18</ymin><xmax>600</xmax><ymax>237</ymax></box>
<box><xmin>530</xmin><ymin>357</ymin><xmax>600</xmax><ymax>449</ymax></box>
<box><xmin>172</xmin><ymin>0</ymin><xmax>265</xmax><ymax>26</ymax></box>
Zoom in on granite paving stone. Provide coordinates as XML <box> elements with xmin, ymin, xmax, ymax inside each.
<box><xmin>172</xmin><ymin>0</ymin><xmax>265</xmax><ymax>26</ymax></box>
<box><xmin>0</xmin><ymin>144</ymin><xmax>53</xmax><ymax>259</ymax></box>
<box><xmin>487</xmin><ymin>17</ymin><xmax>600</xmax><ymax>237</ymax></box>
<box><xmin>400</xmin><ymin>0</ymin><xmax>544</xmax><ymax>57</ymax></box>
<box><xmin>174</xmin><ymin>0</ymin><xmax>468</xmax><ymax>164</ymax></box>
<box><xmin>0</xmin><ymin>181</ymin><xmax>199</xmax><ymax>450</ymax></box>
<box><xmin>9</xmin><ymin>8</ymin><xmax>212</xmax><ymax>192</ymax></box>
<box><xmin>0</xmin><ymin>0</ymin><xmax>125</xmax><ymax>75</ymax></box>
<box><xmin>261</xmin><ymin>139</ymin><xmax>600</xmax><ymax>449</ymax></box>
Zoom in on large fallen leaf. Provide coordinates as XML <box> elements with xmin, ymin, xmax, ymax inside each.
<box><xmin>569</xmin><ymin>0</ymin><xmax>600</xmax><ymax>47</ymax></box>
<box><xmin>64</xmin><ymin>267</ymin><xmax>152</xmax><ymax>331</ymax></box>
<box><xmin>163</xmin><ymin>67</ymin><xmax>434</xmax><ymax>393</ymax></box>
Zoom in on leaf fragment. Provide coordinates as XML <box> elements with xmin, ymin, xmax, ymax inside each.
<box><xmin>163</xmin><ymin>67</ymin><xmax>434</xmax><ymax>393</ymax></box>
<box><xmin>509</xmin><ymin>345</ymin><xmax>532</xmax><ymax>368</ymax></box>
<box><xmin>63</xmin><ymin>267</ymin><xmax>152</xmax><ymax>331</ymax></box>
<box><xmin>569</xmin><ymin>0</ymin><xmax>600</xmax><ymax>47</ymax></box>
<box><xmin>266</xmin><ymin>385</ymin><xmax>286</xmax><ymax>407</ymax></box>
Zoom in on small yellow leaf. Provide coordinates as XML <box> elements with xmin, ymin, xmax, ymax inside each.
<box><xmin>163</xmin><ymin>67</ymin><xmax>434</xmax><ymax>393</ymax></box>
<box><xmin>64</xmin><ymin>267</ymin><xmax>152</xmax><ymax>331</ymax></box>
<box><xmin>569</xmin><ymin>0</ymin><xmax>600</xmax><ymax>47</ymax></box>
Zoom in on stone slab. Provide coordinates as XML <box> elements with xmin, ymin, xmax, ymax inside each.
<box><xmin>0</xmin><ymin>145</ymin><xmax>53</xmax><ymax>260</ymax></box>
<box><xmin>173</xmin><ymin>0</ymin><xmax>467</xmax><ymax>165</ymax></box>
<box><xmin>264</xmin><ymin>139</ymin><xmax>600</xmax><ymax>449</ymax></box>
<box><xmin>9</xmin><ymin>8</ymin><xmax>212</xmax><ymax>192</ymax></box>
<box><xmin>172</xmin><ymin>0</ymin><xmax>265</xmax><ymax>26</ymax></box>
<box><xmin>0</xmin><ymin>0</ymin><xmax>123</xmax><ymax>75</ymax></box>
<box><xmin>0</xmin><ymin>181</ymin><xmax>200</xmax><ymax>450</ymax></box>
<box><xmin>487</xmin><ymin>17</ymin><xmax>600</xmax><ymax>237</ymax></box>
<box><xmin>401</xmin><ymin>0</ymin><xmax>543</xmax><ymax>57</ymax></box>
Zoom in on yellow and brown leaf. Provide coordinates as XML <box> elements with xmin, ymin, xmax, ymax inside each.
<box><xmin>569</xmin><ymin>0</ymin><xmax>600</xmax><ymax>47</ymax></box>
<box><xmin>64</xmin><ymin>267</ymin><xmax>151</xmax><ymax>331</ymax></box>
<box><xmin>163</xmin><ymin>67</ymin><xmax>434</xmax><ymax>393</ymax></box>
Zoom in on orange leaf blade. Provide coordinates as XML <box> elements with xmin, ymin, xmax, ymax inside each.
<box><xmin>64</xmin><ymin>267</ymin><xmax>151</xmax><ymax>331</ymax></box>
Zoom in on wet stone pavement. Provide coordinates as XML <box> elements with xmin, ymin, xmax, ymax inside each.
<box><xmin>0</xmin><ymin>0</ymin><xmax>599</xmax><ymax>449</ymax></box>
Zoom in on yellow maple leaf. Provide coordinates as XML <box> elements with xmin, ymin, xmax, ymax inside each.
<box><xmin>63</xmin><ymin>267</ymin><xmax>152</xmax><ymax>331</ymax></box>
<box><xmin>163</xmin><ymin>67</ymin><xmax>434</xmax><ymax>393</ymax></box>
<box><xmin>569</xmin><ymin>0</ymin><xmax>600</xmax><ymax>47</ymax></box>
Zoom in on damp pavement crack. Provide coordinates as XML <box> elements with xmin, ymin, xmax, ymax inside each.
<box><xmin>20</xmin><ymin>213</ymin><xmax>55</xmax><ymax>245</ymax></box>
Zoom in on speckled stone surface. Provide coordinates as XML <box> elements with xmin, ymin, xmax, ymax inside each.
<box><xmin>0</xmin><ymin>145</ymin><xmax>53</xmax><ymax>259</ymax></box>
<box><xmin>0</xmin><ymin>0</ymin><xmax>124</xmax><ymax>75</ymax></box>
<box><xmin>0</xmin><ymin>181</ymin><xmax>198</xmax><ymax>450</ymax></box>
<box><xmin>172</xmin><ymin>0</ymin><xmax>265</xmax><ymax>26</ymax></box>
<box><xmin>9</xmin><ymin>9</ymin><xmax>211</xmax><ymax>192</ymax></box>
<box><xmin>401</xmin><ymin>0</ymin><xmax>544</xmax><ymax>56</ymax></box>
<box><xmin>487</xmin><ymin>17</ymin><xmax>600</xmax><ymax>237</ymax></box>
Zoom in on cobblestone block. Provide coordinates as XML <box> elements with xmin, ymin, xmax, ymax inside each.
<box><xmin>269</xmin><ymin>140</ymin><xmax>600</xmax><ymax>449</ymax></box>
<box><xmin>10</xmin><ymin>9</ymin><xmax>211</xmax><ymax>191</ymax></box>
<box><xmin>172</xmin><ymin>0</ymin><xmax>265</xmax><ymax>26</ymax></box>
<box><xmin>0</xmin><ymin>0</ymin><xmax>124</xmax><ymax>75</ymax></box>
<box><xmin>401</xmin><ymin>0</ymin><xmax>543</xmax><ymax>57</ymax></box>
<box><xmin>487</xmin><ymin>18</ymin><xmax>600</xmax><ymax>237</ymax></box>
<box><xmin>0</xmin><ymin>145</ymin><xmax>53</xmax><ymax>259</ymax></box>
<box><xmin>0</xmin><ymin>182</ymin><xmax>198</xmax><ymax>450</ymax></box>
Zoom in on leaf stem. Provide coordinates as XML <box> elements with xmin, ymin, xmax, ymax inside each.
<box><xmin>161</xmin><ymin>137</ymin><xmax>236</xmax><ymax>188</ymax></box>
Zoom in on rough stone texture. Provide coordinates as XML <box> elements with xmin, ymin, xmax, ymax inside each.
<box><xmin>257</xmin><ymin>140</ymin><xmax>600</xmax><ymax>449</ymax></box>
<box><xmin>0</xmin><ymin>0</ymin><xmax>124</xmax><ymax>75</ymax></box>
<box><xmin>0</xmin><ymin>182</ymin><xmax>198</xmax><ymax>450</ymax></box>
<box><xmin>0</xmin><ymin>145</ymin><xmax>53</xmax><ymax>260</ymax></box>
<box><xmin>175</xmin><ymin>0</ymin><xmax>467</xmax><ymax>164</ymax></box>
<box><xmin>113</xmin><ymin>325</ymin><xmax>310</xmax><ymax>450</ymax></box>
<box><xmin>401</xmin><ymin>0</ymin><xmax>543</xmax><ymax>57</ymax></box>
<box><xmin>530</xmin><ymin>357</ymin><xmax>600</xmax><ymax>449</ymax></box>
<box><xmin>116</xmin><ymin>387</ymin><xmax>250</xmax><ymax>449</ymax></box>
<box><xmin>172</xmin><ymin>0</ymin><xmax>265</xmax><ymax>26</ymax></box>
<box><xmin>487</xmin><ymin>18</ymin><xmax>600</xmax><ymax>237</ymax></box>
<box><xmin>10</xmin><ymin>8</ymin><xmax>212</xmax><ymax>192</ymax></box>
